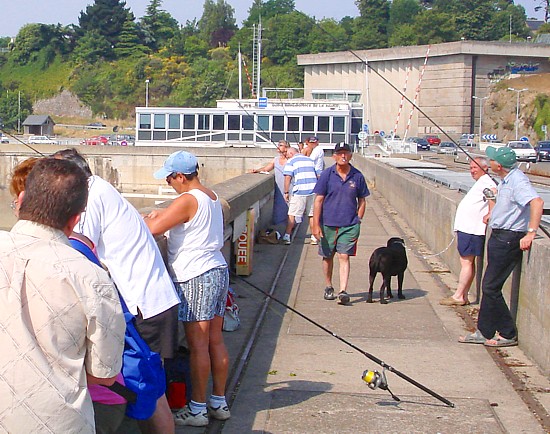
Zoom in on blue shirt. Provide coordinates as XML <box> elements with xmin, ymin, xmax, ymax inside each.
<box><xmin>489</xmin><ymin>168</ymin><xmax>539</xmax><ymax>231</ymax></box>
<box><xmin>313</xmin><ymin>164</ymin><xmax>370</xmax><ymax>227</ymax></box>
<box><xmin>283</xmin><ymin>154</ymin><xmax>318</xmax><ymax>196</ymax></box>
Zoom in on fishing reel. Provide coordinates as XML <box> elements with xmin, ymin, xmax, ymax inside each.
<box><xmin>362</xmin><ymin>368</ymin><xmax>400</xmax><ymax>402</ymax></box>
<box><xmin>483</xmin><ymin>187</ymin><xmax>496</xmax><ymax>201</ymax></box>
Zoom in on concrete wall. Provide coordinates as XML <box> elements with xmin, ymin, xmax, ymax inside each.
<box><xmin>353</xmin><ymin>155</ymin><xmax>550</xmax><ymax>376</ymax></box>
<box><xmin>0</xmin><ymin>144</ymin><xmax>279</xmax><ymax>194</ymax></box>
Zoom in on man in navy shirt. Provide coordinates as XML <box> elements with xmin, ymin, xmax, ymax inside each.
<box><xmin>312</xmin><ymin>143</ymin><xmax>369</xmax><ymax>305</ymax></box>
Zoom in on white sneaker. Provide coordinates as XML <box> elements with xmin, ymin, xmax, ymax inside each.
<box><xmin>208</xmin><ymin>403</ymin><xmax>231</xmax><ymax>421</ymax></box>
<box><xmin>174</xmin><ymin>404</ymin><xmax>208</xmax><ymax>427</ymax></box>
<box><xmin>310</xmin><ymin>235</ymin><xmax>318</xmax><ymax>245</ymax></box>
<box><xmin>282</xmin><ymin>234</ymin><xmax>291</xmax><ymax>245</ymax></box>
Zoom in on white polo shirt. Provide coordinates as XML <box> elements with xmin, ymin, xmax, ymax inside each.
<box><xmin>77</xmin><ymin>176</ymin><xmax>180</xmax><ymax>319</ymax></box>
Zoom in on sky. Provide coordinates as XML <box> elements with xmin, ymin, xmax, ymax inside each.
<box><xmin>1</xmin><ymin>0</ymin><xmax>544</xmax><ymax>38</ymax></box>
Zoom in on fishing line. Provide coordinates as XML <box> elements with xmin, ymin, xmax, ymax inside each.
<box><xmin>0</xmin><ymin>128</ymin><xmax>47</xmax><ymax>156</ymax></box>
<box><xmin>296</xmin><ymin>12</ymin><xmax>496</xmax><ymax>178</ymax></box>
<box><xmin>231</xmin><ymin>271</ymin><xmax>455</xmax><ymax>408</ymax></box>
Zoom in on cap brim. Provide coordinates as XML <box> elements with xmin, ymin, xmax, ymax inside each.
<box><xmin>153</xmin><ymin>167</ymin><xmax>173</xmax><ymax>179</ymax></box>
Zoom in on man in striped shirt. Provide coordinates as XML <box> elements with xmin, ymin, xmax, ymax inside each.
<box><xmin>282</xmin><ymin>147</ymin><xmax>321</xmax><ymax>245</ymax></box>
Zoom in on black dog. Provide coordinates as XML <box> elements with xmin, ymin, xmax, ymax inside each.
<box><xmin>367</xmin><ymin>237</ymin><xmax>408</xmax><ymax>304</ymax></box>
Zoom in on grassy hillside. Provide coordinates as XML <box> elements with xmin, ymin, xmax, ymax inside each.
<box><xmin>0</xmin><ymin>53</ymin><xmax>72</xmax><ymax>99</ymax></box>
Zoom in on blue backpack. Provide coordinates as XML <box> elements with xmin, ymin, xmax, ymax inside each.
<box><xmin>70</xmin><ymin>238</ymin><xmax>166</xmax><ymax>420</ymax></box>
<box><xmin>118</xmin><ymin>297</ymin><xmax>167</xmax><ymax>420</ymax></box>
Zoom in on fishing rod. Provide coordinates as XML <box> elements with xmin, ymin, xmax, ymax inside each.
<box><xmin>232</xmin><ymin>272</ymin><xmax>455</xmax><ymax>408</ymax></box>
<box><xmin>0</xmin><ymin>127</ymin><xmax>47</xmax><ymax>156</ymax></box>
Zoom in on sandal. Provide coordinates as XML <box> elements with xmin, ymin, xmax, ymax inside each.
<box><xmin>484</xmin><ymin>334</ymin><xmax>518</xmax><ymax>348</ymax></box>
<box><xmin>458</xmin><ymin>329</ymin><xmax>486</xmax><ymax>344</ymax></box>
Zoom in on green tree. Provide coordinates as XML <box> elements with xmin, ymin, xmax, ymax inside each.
<box><xmin>307</xmin><ymin>19</ymin><xmax>350</xmax><ymax>53</ymax></box>
<box><xmin>0</xmin><ymin>92</ymin><xmax>32</xmax><ymax>131</ymax></box>
<box><xmin>10</xmin><ymin>24</ymin><xmax>71</xmax><ymax>65</ymax></box>
<box><xmin>389</xmin><ymin>23</ymin><xmax>419</xmax><ymax>46</ymax></box>
<box><xmin>533</xmin><ymin>94</ymin><xmax>550</xmax><ymax>139</ymax></box>
<box><xmin>78</xmin><ymin>0</ymin><xmax>135</xmax><ymax>48</ymax></box>
<box><xmin>352</xmin><ymin>0</ymin><xmax>390</xmax><ymax>48</ymax></box>
<box><xmin>198</xmin><ymin>0</ymin><xmax>238</xmax><ymax>47</ymax></box>
<box><xmin>413</xmin><ymin>9</ymin><xmax>458</xmax><ymax>44</ymax></box>
<box><xmin>262</xmin><ymin>11</ymin><xmax>311</xmax><ymax>64</ymax></box>
<box><xmin>73</xmin><ymin>30</ymin><xmax>112</xmax><ymax>63</ymax></box>
<box><xmin>114</xmin><ymin>20</ymin><xmax>150</xmax><ymax>58</ymax></box>
<box><xmin>243</xmin><ymin>0</ymin><xmax>296</xmax><ymax>27</ymax></box>
<box><xmin>389</xmin><ymin>0</ymin><xmax>421</xmax><ymax>33</ymax></box>
<box><xmin>140</xmin><ymin>0</ymin><xmax>180</xmax><ymax>50</ymax></box>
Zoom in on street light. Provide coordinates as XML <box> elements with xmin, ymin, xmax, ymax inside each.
<box><xmin>145</xmin><ymin>79</ymin><xmax>150</xmax><ymax>107</ymax></box>
<box><xmin>507</xmin><ymin>87</ymin><xmax>528</xmax><ymax>140</ymax></box>
<box><xmin>473</xmin><ymin>95</ymin><xmax>489</xmax><ymax>142</ymax></box>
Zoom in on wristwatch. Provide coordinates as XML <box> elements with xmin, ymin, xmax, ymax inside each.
<box><xmin>527</xmin><ymin>228</ymin><xmax>536</xmax><ymax>234</ymax></box>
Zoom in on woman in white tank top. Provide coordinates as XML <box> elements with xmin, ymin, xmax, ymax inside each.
<box><xmin>145</xmin><ymin>151</ymin><xmax>231</xmax><ymax>427</ymax></box>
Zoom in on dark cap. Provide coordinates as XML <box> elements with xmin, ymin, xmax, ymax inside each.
<box><xmin>308</xmin><ymin>136</ymin><xmax>319</xmax><ymax>143</ymax></box>
<box><xmin>333</xmin><ymin>142</ymin><xmax>352</xmax><ymax>153</ymax></box>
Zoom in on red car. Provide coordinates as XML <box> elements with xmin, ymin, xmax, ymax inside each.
<box><xmin>82</xmin><ymin>135</ymin><xmax>109</xmax><ymax>146</ymax></box>
<box><xmin>424</xmin><ymin>135</ymin><xmax>441</xmax><ymax>146</ymax></box>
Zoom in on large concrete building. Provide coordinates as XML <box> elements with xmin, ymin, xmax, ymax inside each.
<box><xmin>297</xmin><ymin>41</ymin><xmax>550</xmax><ymax>138</ymax></box>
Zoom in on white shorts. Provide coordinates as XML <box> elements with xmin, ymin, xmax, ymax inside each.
<box><xmin>288</xmin><ymin>194</ymin><xmax>314</xmax><ymax>218</ymax></box>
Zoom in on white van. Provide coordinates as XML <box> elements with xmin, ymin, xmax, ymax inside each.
<box><xmin>28</xmin><ymin>135</ymin><xmax>57</xmax><ymax>144</ymax></box>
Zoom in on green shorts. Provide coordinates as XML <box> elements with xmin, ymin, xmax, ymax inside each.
<box><xmin>319</xmin><ymin>224</ymin><xmax>360</xmax><ymax>258</ymax></box>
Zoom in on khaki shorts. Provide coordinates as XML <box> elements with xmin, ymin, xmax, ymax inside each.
<box><xmin>288</xmin><ymin>194</ymin><xmax>314</xmax><ymax>217</ymax></box>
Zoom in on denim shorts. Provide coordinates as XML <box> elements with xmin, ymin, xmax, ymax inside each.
<box><xmin>176</xmin><ymin>266</ymin><xmax>229</xmax><ymax>322</ymax></box>
<box><xmin>456</xmin><ymin>231</ymin><xmax>485</xmax><ymax>257</ymax></box>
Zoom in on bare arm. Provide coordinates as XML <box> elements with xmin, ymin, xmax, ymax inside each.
<box><xmin>250</xmin><ymin>160</ymin><xmax>275</xmax><ymax>173</ymax></box>
<box><xmin>520</xmin><ymin>197</ymin><xmax>544</xmax><ymax>251</ymax></box>
<box><xmin>145</xmin><ymin>194</ymin><xmax>198</xmax><ymax>235</ymax></box>
<box><xmin>357</xmin><ymin>197</ymin><xmax>366</xmax><ymax>221</ymax></box>
<box><xmin>312</xmin><ymin>195</ymin><xmax>325</xmax><ymax>240</ymax></box>
<box><xmin>284</xmin><ymin>175</ymin><xmax>292</xmax><ymax>202</ymax></box>
<box><xmin>87</xmin><ymin>373</ymin><xmax>118</xmax><ymax>386</ymax></box>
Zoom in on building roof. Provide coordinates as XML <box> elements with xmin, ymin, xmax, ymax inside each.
<box><xmin>22</xmin><ymin>115</ymin><xmax>55</xmax><ymax>126</ymax></box>
<box><xmin>527</xmin><ymin>19</ymin><xmax>545</xmax><ymax>31</ymax></box>
<box><xmin>297</xmin><ymin>40</ymin><xmax>550</xmax><ymax>66</ymax></box>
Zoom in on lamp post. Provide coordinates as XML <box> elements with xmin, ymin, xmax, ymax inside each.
<box><xmin>507</xmin><ymin>87</ymin><xmax>528</xmax><ymax>140</ymax></box>
<box><xmin>472</xmin><ymin>95</ymin><xmax>489</xmax><ymax>142</ymax></box>
<box><xmin>145</xmin><ymin>79</ymin><xmax>150</xmax><ymax>107</ymax></box>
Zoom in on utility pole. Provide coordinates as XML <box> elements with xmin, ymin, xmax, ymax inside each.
<box><xmin>508</xmin><ymin>87</ymin><xmax>528</xmax><ymax>140</ymax></box>
<box><xmin>472</xmin><ymin>95</ymin><xmax>489</xmax><ymax>142</ymax></box>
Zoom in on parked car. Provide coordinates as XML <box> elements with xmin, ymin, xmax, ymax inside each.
<box><xmin>424</xmin><ymin>135</ymin><xmax>441</xmax><ymax>146</ymax></box>
<box><xmin>0</xmin><ymin>134</ymin><xmax>8</xmax><ymax>143</ymax></box>
<box><xmin>82</xmin><ymin>135</ymin><xmax>109</xmax><ymax>146</ymax></box>
<box><xmin>108</xmin><ymin>134</ymin><xmax>135</xmax><ymax>146</ymax></box>
<box><xmin>28</xmin><ymin>135</ymin><xmax>57</xmax><ymax>144</ymax></box>
<box><xmin>535</xmin><ymin>140</ymin><xmax>550</xmax><ymax>161</ymax></box>
<box><xmin>407</xmin><ymin>137</ymin><xmax>430</xmax><ymax>151</ymax></box>
<box><xmin>506</xmin><ymin>141</ymin><xmax>537</xmax><ymax>163</ymax></box>
<box><xmin>87</xmin><ymin>122</ymin><xmax>107</xmax><ymax>128</ymax></box>
<box><xmin>458</xmin><ymin>133</ymin><xmax>475</xmax><ymax>147</ymax></box>
<box><xmin>437</xmin><ymin>141</ymin><xmax>457</xmax><ymax>155</ymax></box>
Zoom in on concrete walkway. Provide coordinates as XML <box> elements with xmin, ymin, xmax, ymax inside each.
<box><xmin>178</xmin><ymin>190</ymin><xmax>549</xmax><ymax>433</ymax></box>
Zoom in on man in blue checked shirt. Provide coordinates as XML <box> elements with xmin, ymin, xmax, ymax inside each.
<box><xmin>282</xmin><ymin>147</ymin><xmax>321</xmax><ymax>245</ymax></box>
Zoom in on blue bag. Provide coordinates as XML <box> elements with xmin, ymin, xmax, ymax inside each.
<box><xmin>69</xmin><ymin>237</ymin><xmax>166</xmax><ymax>420</ymax></box>
<box><xmin>119</xmin><ymin>297</ymin><xmax>167</xmax><ymax>420</ymax></box>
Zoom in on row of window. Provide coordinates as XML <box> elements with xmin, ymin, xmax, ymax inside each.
<box><xmin>139</xmin><ymin>113</ymin><xmax>348</xmax><ymax>133</ymax></box>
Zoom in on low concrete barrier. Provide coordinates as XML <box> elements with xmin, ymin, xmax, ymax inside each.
<box><xmin>354</xmin><ymin>155</ymin><xmax>550</xmax><ymax>376</ymax></box>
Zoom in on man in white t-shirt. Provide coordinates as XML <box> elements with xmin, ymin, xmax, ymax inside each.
<box><xmin>304</xmin><ymin>136</ymin><xmax>325</xmax><ymax>175</ymax></box>
<box><xmin>54</xmin><ymin>148</ymin><xmax>179</xmax><ymax>434</ymax></box>
<box><xmin>440</xmin><ymin>157</ymin><xmax>497</xmax><ymax>306</ymax></box>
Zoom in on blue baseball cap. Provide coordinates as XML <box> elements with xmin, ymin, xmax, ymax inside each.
<box><xmin>153</xmin><ymin>151</ymin><xmax>198</xmax><ymax>179</ymax></box>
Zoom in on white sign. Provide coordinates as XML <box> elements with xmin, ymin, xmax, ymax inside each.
<box><xmin>358</xmin><ymin>131</ymin><xmax>368</xmax><ymax>140</ymax></box>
